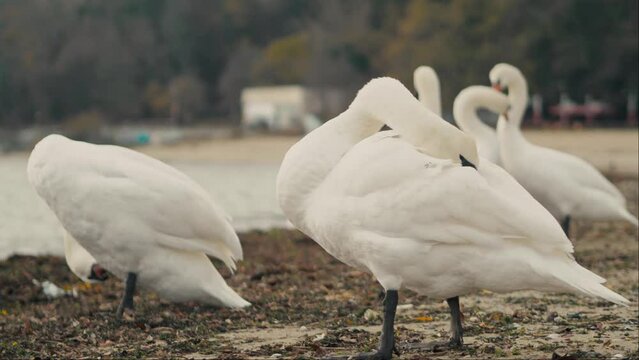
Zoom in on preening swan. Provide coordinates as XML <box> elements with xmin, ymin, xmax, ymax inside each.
<box><xmin>28</xmin><ymin>135</ymin><xmax>250</xmax><ymax>318</ymax></box>
<box><xmin>277</xmin><ymin>77</ymin><xmax>629</xmax><ymax>359</ymax></box>
<box><xmin>415</xmin><ymin>67</ymin><xmax>503</xmax><ymax>165</ymax></box>
<box><xmin>413</xmin><ymin>66</ymin><xmax>442</xmax><ymax>116</ymax></box>
<box><xmin>453</xmin><ymin>86</ymin><xmax>506</xmax><ymax>165</ymax></box>
<box><xmin>490</xmin><ymin>63</ymin><xmax>639</xmax><ymax>236</ymax></box>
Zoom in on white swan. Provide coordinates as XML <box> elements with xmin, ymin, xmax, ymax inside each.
<box><xmin>490</xmin><ymin>63</ymin><xmax>639</xmax><ymax>235</ymax></box>
<box><xmin>453</xmin><ymin>86</ymin><xmax>505</xmax><ymax>165</ymax></box>
<box><xmin>277</xmin><ymin>77</ymin><xmax>629</xmax><ymax>359</ymax></box>
<box><xmin>64</xmin><ymin>231</ymin><xmax>108</xmax><ymax>282</ymax></box>
<box><xmin>413</xmin><ymin>66</ymin><xmax>442</xmax><ymax>116</ymax></box>
<box><xmin>28</xmin><ymin>135</ymin><xmax>250</xmax><ymax>317</ymax></box>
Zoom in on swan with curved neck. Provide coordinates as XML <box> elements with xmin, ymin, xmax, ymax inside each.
<box><xmin>453</xmin><ymin>86</ymin><xmax>508</xmax><ymax>165</ymax></box>
<box><xmin>28</xmin><ymin>134</ymin><xmax>250</xmax><ymax>319</ymax></box>
<box><xmin>491</xmin><ymin>63</ymin><xmax>638</xmax><ymax>235</ymax></box>
<box><xmin>277</xmin><ymin>77</ymin><xmax>628</xmax><ymax>359</ymax></box>
<box><xmin>413</xmin><ymin>66</ymin><xmax>442</xmax><ymax>116</ymax></box>
<box><xmin>278</xmin><ymin>77</ymin><xmax>478</xmax><ymax>232</ymax></box>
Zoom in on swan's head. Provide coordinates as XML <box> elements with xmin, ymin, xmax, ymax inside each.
<box><xmin>454</xmin><ymin>85</ymin><xmax>510</xmax><ymax>118</ymax></box>
<box><xmin>68</xmin><ymin>258</ymin><xmax>109</xmax><ymax>283</ymax></box>
<box><xmin>489</xmin><ymin>63</ymin><xmax>523</xmax><ymax>94</ymax></box>
<box><xmin>64</xmin><ymin>232</ymin><xmax>109</xmax><ymax>283</ymax></box>
<box><xmin>451</xmin><ymin>132</ymin><xmax>480</xmax><ymax>168</ymax></box>
<box><xmin>413</xmin><ymin>66</ymin><xmax>439</xmax><ymax>95</ymax></box>
<box><xmin>413</xmin><ymin>66</ymin><xmax>442</xmax><ymax>116</ymax></box>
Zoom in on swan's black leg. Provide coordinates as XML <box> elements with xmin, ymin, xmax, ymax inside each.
<box><xmin>116</xmin><ymin>272</ymin><xmax>137</xmax><ymax>319</ymax></box>
<box><xmin>447</xmin><ymin>296</ymin><xmax>464</xmax><ymax>348</ymax></box>
<box><xmin>376</xmin><ymin>290</ymin><xmax>399</xmax><ymax>357</ymax></box>
<box><xmin>561</xmin><ymin>215</ymin><xmax>571</xmax><ymax>237</ymax></box>
<box><xmin>325</xmin><ymin>290</ymin><xmax>398</xmax><ymax>360</ymax></box>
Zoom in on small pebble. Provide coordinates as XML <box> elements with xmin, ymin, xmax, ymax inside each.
<box><xmin>270</xmin><ymin>353</ymin><xmax>282</xmax><ymax>359</ymax></box>
<box><xmin>553</xmin><ymin>316</ymin><xmax>567</xmax><ymax>325</ymax></box>
<box><xmin>363</xmin><ymin>309</ymin><xmax>381</xmax><ymax>321</ymax></box>
<box><xmin>396</xmin><ymin>304</ymin><xmax>414</xmax><ymax>311</ymax></box>
<box><xmin>299</xmin><ymin>326</ymin><xmax>308</xmax><ymax>331</ymax></box>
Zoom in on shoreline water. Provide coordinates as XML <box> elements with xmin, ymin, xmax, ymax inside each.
<box><xmin>1</xmin><ymin>129</ymin><xmax>637</xmax><ymax>261</ymax></box>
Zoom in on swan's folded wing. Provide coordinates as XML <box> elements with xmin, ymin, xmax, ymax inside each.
<box><xmin>88</xmin><ymin>145</ymin><xmax>243</xmax><ymax>268</ymax></box>
<box><xmin>534</xmin><ymin>146</ymin><xmax>625</xmax><ymax>203</ymax></box>
<box><xmin>315</xmin><ymin>137</ymin><xmax>573</xmax><ymax>255</ymax></box>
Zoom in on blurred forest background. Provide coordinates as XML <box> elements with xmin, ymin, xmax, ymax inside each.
<box><xmin>0</xmin><ymin>0</ymin><xmax>637</xmax><ymax>128</ymax></box>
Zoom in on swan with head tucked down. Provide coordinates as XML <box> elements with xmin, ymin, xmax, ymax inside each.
<box><xmin>490</xmin><ymin>63</ymin><xmax>639</xmax><ymax>236</ymax></box>
<box><xmin>277</xmin><ymin>77</ymin><xmax>629</xmax><ymax>359</ymax></box>
<box><xmin>28</xmin><ymin>135</ymin><xmax>250</xmax><ymax>318</ymax></box>
<box><xmin>64</xmin><ymin>231</ymin><xmax>109</xmax><ymax>283</ymax></box>
<box><xmin>414</xmin><ymin>67</ymin><xmax>503</xmax><ymax>165</ymax></box>
<box><xmin>453</xmin><ymin>86</ymin><xmax>504</xmax><ymax>165</ymax></box>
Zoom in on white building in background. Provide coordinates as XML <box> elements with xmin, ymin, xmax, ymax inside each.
<box><xmin>240</xmin><ymin>85</ymin><xmax>346</xmax><ymax>134</ymax></box>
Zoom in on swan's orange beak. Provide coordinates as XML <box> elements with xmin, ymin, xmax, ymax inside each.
<box><xmin>492</xmin><ymin>83</ymin><xmax>502</xmax><ymax>92</ymax></box>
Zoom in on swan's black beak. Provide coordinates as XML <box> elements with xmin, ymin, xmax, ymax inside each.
<box><xmin>460</xmin><ymin>155</ymin><xmax>477</xmax><ymax>169</ymax></box>
<box><xmin>88</xmin><ymin>263</ymin><xmax>109</xmax><ymax>281</ymax></box>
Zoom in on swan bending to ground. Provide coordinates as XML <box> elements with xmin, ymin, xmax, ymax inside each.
<box><xmin>64</xmin><ymin>231</ymin><xmax>108</xmax><ymax>282</ymax></box>
<box><xmin>453</xmin><ymin>86</ymin><xmax>504</xmax><ymax>165</ymax></box>
<box><xmin>490</xmin><ymin>63</ymin><xmax>639</xmax><ymax>236</ymax></box>
<box><xmin>28</xmin><ymin>135</ymin><xmax>250</xmax><ymax>318</ymax></box>
<box><xmin>277</xmin><ymin>77</ymin><xmax>629</xmax><ymax>359</ymax></box>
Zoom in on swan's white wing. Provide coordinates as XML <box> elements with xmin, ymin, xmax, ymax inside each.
<box><xmin>29</xmin><ymin>137</ymin><xmax>242</xmax><ymax>269</ymax></box>
<box><xmin>529</xmin><ymin>146</ymin><xmax>625</xmax><ymax>203</ymax></box>
<box><xmin>312</xmin><ymin>132</ymin><xmax>573</xmax><ymax>255</ymax></box>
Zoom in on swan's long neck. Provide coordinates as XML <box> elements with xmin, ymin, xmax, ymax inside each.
<box><xmin>507</xmin><ymin>74</ymin><xmax>528</xmax><ymax>128</ymax></box>
<box><xmin>277</xmin><ymin>78</ymin><xmax>475</xmax><ymax>231</ymax></box>
<box><xmin>417</xmin><ymin>81</ymin><xmax>441</xmax><ymax>117</ymax></box>
<box><xmin>453</xmin><ymin>93</ymin><xmax>498</xmax><ymax>144</ymax></box>
<box><xmin>497</xmin><ymin>71</ymin><xmax>531</xmax><ymax>163</ymax></box>
<box><xmin>414</xmin><ymin>68</ymin><xmax>442</xmax><ymax>117</ymax></box>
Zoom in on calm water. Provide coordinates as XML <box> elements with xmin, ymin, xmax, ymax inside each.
<box><xmin>0</xmin><ymin>154</ymin><xmax>290</xmax><ymax>260</ymax></box>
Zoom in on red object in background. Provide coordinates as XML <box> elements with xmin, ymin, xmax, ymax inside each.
<box><xmin>548</xmin><ymin>99</ymin><xmax>613</xmax><ymax>127</ymax></box>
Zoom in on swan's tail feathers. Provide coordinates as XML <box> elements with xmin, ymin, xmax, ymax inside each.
<box><xmin>619</xmin><ymin>209</ymin><xmax>639</xmax><ymax>228</ymax></box>
<box><xmin>216</xmin><ymin>287</ymin><xmax>252</xmax><ymax>308</ymax></box>
<box><xmin>551</xmin><ymin>261</ymin><xmax>630</xmax><ymax>306</ymax></box>
<box><xmin>205</xmin><ymin>260</ymin><xmax>251</xmax><ymax>308</ymax></box>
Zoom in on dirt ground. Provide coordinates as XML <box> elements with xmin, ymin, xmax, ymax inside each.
<box><xmin>1</xmin><ymin>176</ymin><xmax>637</xmax><ymax>359</ymax></box>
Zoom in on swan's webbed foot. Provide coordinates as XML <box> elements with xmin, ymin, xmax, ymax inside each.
<box><xmin>116</xmin><ymin>272</ymin><xmax>137</xmax><ymax>320</ymax></box>
<box><xmin>323</xmin><ymin>346</ymin><xmax>398</xmax><ymax>360</ymax></box>
<box><xmin>347</xmin><ymin>350</ymin><xmax>392</xmax><ymax>360</ymax></box>
<box><xmin>325</xmin><ymin>290</ymin><xmax>399</xmax><ymax>360</ymax></box>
